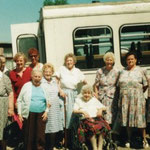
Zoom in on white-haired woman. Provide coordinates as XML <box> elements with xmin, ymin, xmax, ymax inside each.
<box><xmin>94</xmin><ymin>52</ymin><xmax>119</xmax><ymax>126</ymax></box>
<box><xmin>17</xmin><ymin>69</ymin><xmax>50</xmax><ymax>150</ymax></box>
<box><xmin>73</xmin><ymin>84</ymin><xmax>110</xmax><ymax>150</ymax></box>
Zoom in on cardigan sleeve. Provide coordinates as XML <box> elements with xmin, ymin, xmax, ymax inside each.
<box><xmin>17</xmin><ymin>82</ymin><xmax>31</xmax><ymax>115</ymax></box>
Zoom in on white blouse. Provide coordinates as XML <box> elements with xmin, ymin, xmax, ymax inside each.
<box><xmin>0</xmin><ymin>71</ymin><xmax>2</xmax><ymax>78</ymax></box>
<box><xmin>55</xmin><ymin>66</ymin><xmax>85</xmax><ymax>90</ymax></box>
<box><xmin>33</xmin><ymin>63</ymin><xmax>43</xmax><ymax>71</ymax></box>
<box><xmin>73</xmin><ymin>97</ymin><xmax>106</xmax><ymax>118</ymax></box>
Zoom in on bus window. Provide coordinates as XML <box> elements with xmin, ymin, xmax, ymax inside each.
<box><xmin>120</xmin><ymin>24</ymin><xmax>150</xmax><ymax>67</ymax></box>
<box><xmin>73</xmin><ymin>26</ymin><xmax>113</xmax><ymax>70</ymax></box>
<box><xmin>17</xmin><ymin>34</ymin><xmax>38</xmax><ymax>60</ymax></box>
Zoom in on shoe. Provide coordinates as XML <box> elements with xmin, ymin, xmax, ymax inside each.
<box><xmin>125</xmin><ymin>142</ymin><xmax>130</xmax><ymax>148</ymax></box>
<box><xmin>143</xmin><ymin>140</ymin><xmax>149</xmax><ymax>149</ymax></box>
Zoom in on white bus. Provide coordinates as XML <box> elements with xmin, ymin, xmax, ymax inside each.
<box><xmin>11</xmin><ymin>0</ymin><xmax>150</xmax><ymax>85</ymax></box>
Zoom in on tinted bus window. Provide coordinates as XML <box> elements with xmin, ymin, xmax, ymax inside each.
<box><xmin>120</xmin><ymin>24</ymin><xmax>150</xmax><ymax>67</ymax></box>
<box><xmin>73</xmin><ymin>26</ymin><xmax>113</xmax><ymax>70</ymax></box>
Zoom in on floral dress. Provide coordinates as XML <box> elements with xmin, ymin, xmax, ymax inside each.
<box><xmin>144</xmin><ymin>69</ymin><xmax>150</xmax><ymax>123</ymax></box>
<box><xmin>118</xmin><ymin>66</ymin><xmax>147</xmax><ymax>128</ymax></box>
<box><xmin>95</xmin><ymin>67</ymin><xmax>119</xmax><ymax>124</ymax></box>
<box><xmin>0</xmin><ymin>73</ymin><xmax>12</xmax><ymax>140</ymax></box>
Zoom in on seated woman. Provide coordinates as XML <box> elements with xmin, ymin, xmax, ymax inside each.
<box><xmin>73</xmin><ymin>84</ymin><xmax>110</xmax><ymax>150</ymax></box>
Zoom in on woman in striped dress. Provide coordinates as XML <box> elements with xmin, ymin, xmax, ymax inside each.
<box><xmin>42</xmin><ymin>63</ymin><xmax>63</xmax><ymax>150</ymax></box>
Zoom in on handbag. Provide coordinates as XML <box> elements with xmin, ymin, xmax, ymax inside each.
<box><xmin>3</xmin><ymin>118</ymin><xmax>23</xmax><ymax>147</ymax></box>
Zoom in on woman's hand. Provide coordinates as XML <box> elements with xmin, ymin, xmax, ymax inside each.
<box><xmin>82</xmin><ymin>111</ymin><xmax>90</xmax><ymax>118</ymax></box>
<box><xmin>15</xmin><ymin>102</ymin><xmax>18</xmax><ymax>109</ymax></box>
<box><xmin>18</xmin><ymin>114</ymin><xmax>24</xmax><ymax>123</ymax></box>
<box><xmin>97</xmin><ymin>108</ymin><xmax>106</xmax><ymax>117</ymax></box>
<box><xmin>82</xmin><ymin>80</ymin><xmax>87</xmax><ymax>85</ymax></box>
<box><xmin>8</xmin><ymin>108</ymin><xmax>14</xmax><ymax>117</ymax></box>
<box><xmin>59</xmin><ymin>89</ymin><xmax>67</xmax><ymax>99</ymax></box>
<box><xmin>47</xmin><ymin>103</ymin><xmax>51</xmax><ymax>108</ymax></box>
<box><xmin>42</xmin><ymin>112</ymin><xmax>48</xmax><ymax>121</ymax></box>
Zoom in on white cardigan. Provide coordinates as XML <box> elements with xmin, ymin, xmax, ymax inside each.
<box><xmin>17</xmin><ymin>81</ymin><xmax>50</xmax><ymax>119</ymax></box>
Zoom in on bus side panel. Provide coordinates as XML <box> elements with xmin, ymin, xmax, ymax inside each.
<box><xmin>43</xmin><ymin>12</ymin><xmax>150</xmax><ymax>85</ymax></box>
<box><xmin>11</xmin><ymin>23</ymin><xmax>40</xmax><ymax>56</ymax></box>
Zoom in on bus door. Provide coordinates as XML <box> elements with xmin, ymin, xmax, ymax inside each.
<box><xmin>11</xmin><ymin>23</ymin><xmax>46</xmax><ymax>65</ymax></box>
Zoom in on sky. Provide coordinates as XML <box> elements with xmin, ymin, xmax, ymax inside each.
<box><xmin>0</xmin><ymin>0</ymin><xmax>127</xmax><ymax>43</ymax></box>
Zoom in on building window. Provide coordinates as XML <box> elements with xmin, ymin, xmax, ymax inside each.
<box><xmin>73</xmin><ymin>26</ymin><xmax>113</xmax><ymax>70</ymax></box>
<box><xmin>120</xmin><ymin>24</ymin><xmax>150</xmax><ymax>66</ymax></box>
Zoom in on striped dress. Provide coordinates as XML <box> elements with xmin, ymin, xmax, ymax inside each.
<box><xmin>42</xmin><ymin>78</ymin><xmax>63</xmax><ymax>133</ymax></box>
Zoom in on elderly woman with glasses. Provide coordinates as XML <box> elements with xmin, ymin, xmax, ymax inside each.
<box><xmin>28</xmin><ymin>48</ymin><xmax>43</xmax><ymax>70</ymax></box>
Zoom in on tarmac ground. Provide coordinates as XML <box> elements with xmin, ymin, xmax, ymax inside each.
<box><xmin>6</xmin><ymin>127</ymin><xmax>150</xmax><ymax>150</ymax></box>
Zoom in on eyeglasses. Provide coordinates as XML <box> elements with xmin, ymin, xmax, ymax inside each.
<box><xmin>29</xmin><ymin>55</ymin><xmax>37</xmax><ymax>58</ymax></box>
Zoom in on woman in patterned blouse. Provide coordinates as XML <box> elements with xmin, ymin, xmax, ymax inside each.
<box><xmin>94</xmin><ymin>52</ymin><xmax>119</xmax><ymax>127</ymax></box>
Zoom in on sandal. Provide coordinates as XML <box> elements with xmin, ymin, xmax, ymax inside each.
<box><xmin>143</xmin><ymin>140</ymin><xmax>149</xmax><ymax>149</ymax></box>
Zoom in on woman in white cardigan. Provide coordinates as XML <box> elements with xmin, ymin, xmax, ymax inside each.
<box><xmin>17</xmin><ymin>69</ymin><xmax>50</xmax><ymax>150</ymax></box>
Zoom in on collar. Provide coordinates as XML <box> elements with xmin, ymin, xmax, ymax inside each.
<box><xmin>42</xmin><ymin>77</ymin><xmax>54</xmax><ymax>84</ymax></box>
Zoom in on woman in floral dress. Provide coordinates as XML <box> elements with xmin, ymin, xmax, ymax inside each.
<box><xmin>118</xmin><ymin>51</ymin><xmax>148</xmax><ymax>148</ymax></box>
<box><xmin>0</xmin><ymin>58</ymin><xmax>14</xmax><ymax>149</ymax></box>
<box><xmin>94</xmin><ymin>52</ymin><xmax>119</xmax><ymax>126</ymax></box>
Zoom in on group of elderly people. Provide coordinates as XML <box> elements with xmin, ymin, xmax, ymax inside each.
<box><xmin>0</xmin><ymin>48</ymin><xmax>150</xmax><ymax>150</ymax></box>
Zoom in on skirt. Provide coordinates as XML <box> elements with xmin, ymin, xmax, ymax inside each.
<box><xmin>60</xmin><ymin>88</ymin><xmax>78</xmax><ymax>129</ymax></box>
<box><xmin>0</xmin><ymin>97</ymin><xmax>8</xmax><ymax>140</ymax></box>
<box><xmin>78</xmin><ymin>117</ymin><xmax>110</xmax><ymax>143</ymax></box>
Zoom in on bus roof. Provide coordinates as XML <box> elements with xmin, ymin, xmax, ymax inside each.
<box><xmin>41</xmin><ymin>0</ymin><xmax>150</xmax><ymax>19</ymax></box>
